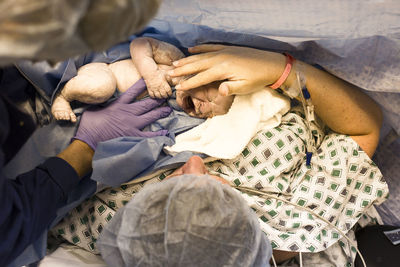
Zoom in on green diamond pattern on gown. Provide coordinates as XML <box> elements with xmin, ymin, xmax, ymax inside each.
<box><xmin>50</xmin><ymin>109</ymin><xmax>388</xmax><ymax>263</ymax></box>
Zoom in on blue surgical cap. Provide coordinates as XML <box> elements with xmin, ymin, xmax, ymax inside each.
<box><xmin>97</xmin><ymin>174</ymin><xmax>272</xmax><ymax>266</ymax></box>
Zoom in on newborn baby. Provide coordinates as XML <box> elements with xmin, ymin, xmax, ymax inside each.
<box><xmin>51</xmin><ymin>37</ymin><xmax>234</xmax><ymax>121</ymax></box>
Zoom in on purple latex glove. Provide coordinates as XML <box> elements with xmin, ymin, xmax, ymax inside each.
<box><xmin>74</xmin><ymin>79</ymin><xmax>172</xmax><ymax>150</ymax></box>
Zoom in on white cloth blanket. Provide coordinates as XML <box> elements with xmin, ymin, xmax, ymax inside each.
<box><xmin>165</xmin><ymin>89</ymin><xmax>290</xmax><ymax>159</ymax></box>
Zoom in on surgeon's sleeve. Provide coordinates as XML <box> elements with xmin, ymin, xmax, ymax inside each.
<box><xmin>0</xmin><ymin>157</ymin><xmax>80</xmax><ymax>267</ymax></box>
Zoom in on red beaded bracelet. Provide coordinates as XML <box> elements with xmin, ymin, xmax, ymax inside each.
<box><xmin>269</xmin><ymin>53</ymin><xmax>295</xmax><ymax>89</ymax></box>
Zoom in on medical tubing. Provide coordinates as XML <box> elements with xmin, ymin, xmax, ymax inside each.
<box><xmin>271</xmin><ymin>254</ymin><xmax>277</xmax><ymax>267</ymax></box>
<box><xmin>295</xmin><ymin>70</ymin><xmax>317</xmax><ymax>166</ymax></box>
<box><xmin>234</xmin><ymin>186</ymin><xmax>367</xmax><ymax>267</ymax></box>
<box><xmin>289</xmin><ymin>72</ymin><xmax>361</xmax><ymax>261</ymax></box>
<box><xmin>299</xmin><ymin>252</ymin><xmax>303</xmax><ymax>267</ymax></box>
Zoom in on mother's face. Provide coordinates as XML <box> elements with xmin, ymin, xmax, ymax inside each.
<box><xmin>176</xmin><ymin>82</ymin><xmax>234</xmax><ymax>118</ymax></box>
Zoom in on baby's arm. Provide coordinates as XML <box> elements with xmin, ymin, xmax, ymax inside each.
<box><xmin>130</xmin><ymin>37</ymin><xmax>185</xmax><ymax>98</ymax></box>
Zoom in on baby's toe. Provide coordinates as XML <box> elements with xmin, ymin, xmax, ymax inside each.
<box><xmin>53</xmin><ymin>111</ymin><xmax>63</xmax><ymax>120</ymax></box>
<box><xmin>70</xmin><ymin>112</ymin><xmax>77</xmax><ymax>123</ymax></box>
<box><xmin>54</xmin><ymin>111</ymin><xmax>71</xmax><ymax>121</ymax></box>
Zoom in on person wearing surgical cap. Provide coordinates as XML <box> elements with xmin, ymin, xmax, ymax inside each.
<box><xmin>0</xmin><ymin>0</ymin><xmax>162</xmax><ymax>64</ymax></box>
<box><xmin>96</xmin><ymin>158</ymin><xmax>272</xmax><ymax>267</ymax></box>
<box><xmin>0</xmin><ymin>78</ymin><xmax>171</xmax><ymax>267</ymax></box>
<box><xmin>0</xmin><ymin>1</ymin><xmax>164</xmax><ymax>265</ymax></box>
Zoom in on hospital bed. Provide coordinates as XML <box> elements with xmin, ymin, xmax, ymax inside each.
<box><xmin>4</xmin><ymin>0</ymin><xmax>400</xmax><ymax>266</ymax></box>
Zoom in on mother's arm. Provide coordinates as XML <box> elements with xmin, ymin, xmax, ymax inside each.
<box><xmin>169</xmin><ymin>45</ymin><xmax>382</xmax><ymax>157</ymax></box>
<box><xmin>284</xmin><ymin>61</ymin><xmax>382</xmax><ymax>158</ymax></box>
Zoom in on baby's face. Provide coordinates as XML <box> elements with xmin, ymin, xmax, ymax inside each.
<box><xmin>176</xmin><ymin>82</ymin><xmax>234</xmax><ymax>118</ymax></box>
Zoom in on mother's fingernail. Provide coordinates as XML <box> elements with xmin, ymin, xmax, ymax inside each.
<box><xmin>175</xmin><ymin>84</ymin><xmax>181</xmax><ymax>89</ymax></box>
<box><xmin>219</xmin><ymin>84</ymin><xmax>229</xmax><ymax>96</ymax></box>
<box><xmin>172</xmin><ymin>61</ymin><xmax>179</xmax><ymax>66</ymax></box>
<box><xmin>167</xmin><ymin>70</ymin><xmax>174</xmax><ymax>76</ymax></box>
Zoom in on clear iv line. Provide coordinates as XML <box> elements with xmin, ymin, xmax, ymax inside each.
<box><xmin>234</xmin><ymin>185</ymin><xmax>367</xmax><ymax>267</ymax></box>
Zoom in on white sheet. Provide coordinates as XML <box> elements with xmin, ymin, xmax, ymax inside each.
<box><xmin>39</xmin><ymin>245</ymin><xmax>106</xmax><ymax>267</ymax></box>
<box><xmin>165</xmin><ymin>89</ymin><xmax>290</xmax><ymax>159</ymax></box>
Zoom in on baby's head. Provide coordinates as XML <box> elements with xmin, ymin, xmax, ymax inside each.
<box><xmin>176</xmin><ymin>82</ymin><xmax>234</xmax><ymax>118</ymax></box>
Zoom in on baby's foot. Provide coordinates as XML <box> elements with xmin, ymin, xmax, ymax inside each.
<box><xmin>51</xmin><ymin>94</ymin><xmax>77</xmax><ymax>122</ymax></box>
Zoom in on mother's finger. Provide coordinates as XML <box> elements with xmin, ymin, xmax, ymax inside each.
<box><xmin>176</xmin><ymin>69</ymin><xmax>224</xmax><ymax>91</ymax></box>
<box><xmin>188</xmin><ymin>44</ymin><xmax>228</xmax><ymax>53</ymax></box>
<box><xmin>169</xmin><ymin>59</ymin><xmax>210</xmax><ymax>77</ymax></box>
<box><xmin>172</xmin><ymin>52</ymin><xmax>213</xmax><ymax>67</ymax></box>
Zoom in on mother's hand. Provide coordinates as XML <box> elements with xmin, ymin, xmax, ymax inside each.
<box><xmin>168</xmin><ymin>44</ymin><xmax>287</xmax><ymax>96</ymax></box>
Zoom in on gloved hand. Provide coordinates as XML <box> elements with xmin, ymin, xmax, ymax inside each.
<box><xmin>74</xmin><ymin>79</ymin><xmax>172</xmax><ymax>150</ymax></box>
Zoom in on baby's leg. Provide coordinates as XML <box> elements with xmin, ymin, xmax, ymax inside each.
<box><xmin>108</xmin><ymin>59</ymin><xmax>142</xmax><ymax>92</ymax></box>
<box><xmin>63</xmin><ymin>63</ymin><xmax>116</xmax><ymax>104</ymax></box>
<box><xmin>51</xmin><ymin>63</ymin><xmax>116</xmax><ymax>122</ymax></box>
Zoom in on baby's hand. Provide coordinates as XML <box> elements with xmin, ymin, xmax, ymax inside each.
<box><xmin>144</xmin><ymin>69</ymin><xmax>173</xmax><ymax>98</ymax></box>
<box><xmin>130</xmin><ymin>37</ymin><xmax>185</xmax><ymax>99</ymax></box>
<box><xmin>144</xmin><ymin>64</ymin><xmax>186</xmax><ymax>98</ymax></box>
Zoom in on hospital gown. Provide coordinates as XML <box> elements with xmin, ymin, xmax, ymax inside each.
<box><xmin>49</xmin><ymin>107</ymin><xmax>388</xmax><ymax>265</ymax></box>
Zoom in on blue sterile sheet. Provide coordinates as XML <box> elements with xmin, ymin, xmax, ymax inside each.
<box><xmin>6</xmin><ymin>1</ymin><xmax>400</xmax><ymax>265</ymax></box>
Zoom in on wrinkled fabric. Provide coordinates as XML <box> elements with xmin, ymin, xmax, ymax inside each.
<box><xmin>15</xmin><ymin>32</ymin><xmax>184</xmax><ymax>107</ymax></box>
<box><xmin>2</xmin><ymin>118</ymin><xmax>97</xmax><ymax>267</ymax></box>
<box><xmin>150</xmin><ymin>0</ymin><xmax>400</xmax><ymax>134</ymax></box>
<box><xmin>0</xmin><ymin>0</ymin><xmax>161</xmax><ymax>64</ymax></box>
<box><xmin>165</xmin><ymin>88</ymin><xmax>290</xmax><ymax>159</ymax></box>
<box><xmin>146</xmin><ymin>1</ymin><xmax>400</xmax><ymax>228</ymax></box>
<box><xmin>91</xmin><ymin>92</ymin><xmax>205</xmax><ymax>187</ymax></box>
<box><xmin>0</xmin><ymin>94</ymin><xmax>95</xmax><ymax>267</ymax></box>
<box><xmin>97</xmin><ymin>174</ymin><xmax>272</xmax><ymax>267</ymax></box>
<box><xmin>372</xmin><ymin>132</ymin><xmax>400</xmax><ymax>226</ymax></box>
<box><xmin>206</xmin><ymin>108</ymin><xmax>388</xmax><ymax>255</ymax></box>
<box><xmin>4</xmin><ymin>90</ymin><xmax>203</xmax><ymax>266</ymax></box>
<box><xmin>6</xmin><ymin>6</ymin><xmax>400</xmax><ymax>263</ymax></box>
<box><xmin>153</xmin><ymin>0</ymin><xmax>400</xmax><ymax>93</ymax></box>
